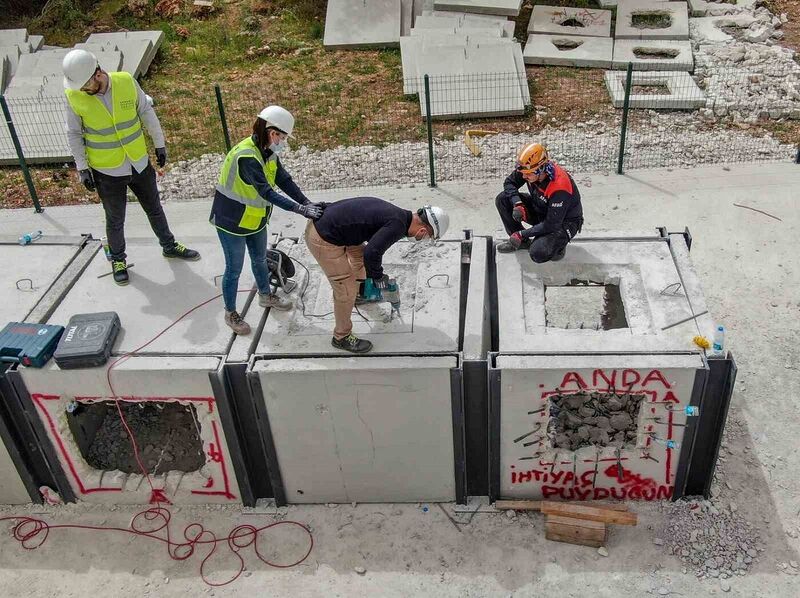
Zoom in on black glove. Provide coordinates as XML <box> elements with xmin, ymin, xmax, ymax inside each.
<box><xmin>296</xmin><ymin>202</ymin><xmax>324</xmax><ymax>220</ymax></box>
<box><xmin>155</xmin><ymin>147</ymin><xmax>167</xmax><ymax>168</ymax></box>
<box><xmin>372</xmin><ymin>274</ymin><xmax>389</xmax><ymax>289</ymax></box>
<box><xmin>79</xmin><ymin>169</ymin><xmax>95</xmax><ymax>192</ymax></box>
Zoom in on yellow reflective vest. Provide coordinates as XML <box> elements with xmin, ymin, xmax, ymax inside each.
<box><xmin>211</xmin><ymin>136</ymin><xmax>277</xmax><ymax>235</ymax></box>
<box><xmin>65</xmin><ymin>72</ymin><xmax>147</xmax><ymax>170</ymax></box>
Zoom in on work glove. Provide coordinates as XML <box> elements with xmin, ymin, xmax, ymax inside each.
<box><xmin>296</xmin><ymin>202</ymin><xmax>324</xmax><ymax>220</ymax></box>
<box><xmin>512</xmin><ymin>202</ymin><xmax>528</xmax><ymax>223</ymax></box>
<box><xmin>155</xmin><ymin>147</ymin><xmax>167</xmax><ymax>168</ymax></box>
<box><xmin>372</xmin><ymin>274</ymin><xmax>390</xmax><ymax>289</ymax></box>
<box><xmin>508</xmin><ymin>232</ymin><xmax>524</xmax><ymax>249</ymax></box>
<box><xmin>79</xmin><ymin>169</ymin><xmax>95</xmax><ymax>192</ymax></box>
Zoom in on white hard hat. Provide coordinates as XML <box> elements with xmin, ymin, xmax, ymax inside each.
<box><xmin>62</xmin><ymin>49</ymin><xmax>99</xmax><ymax>90</ymax></box>
<box><xmin>421</xmin><ymin>205</ymin><xmax>449</xmax><ymax>239</ymax></box>
<box><xmin>257</xmin><ymin>105</ymin><xmax>295</xmax><ymax>138</ymax></box>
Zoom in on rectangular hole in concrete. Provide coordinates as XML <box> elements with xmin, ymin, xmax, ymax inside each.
<box><xmin>544</xmin><ymin>279</ymin><xmax>628</xmax><ymax>330</ymax></box>
<box><xmin>548</xmin><ymin>391</ymin><xmax>645</xmax><ymax>451</ymax></box>
<box><xmin>631</xmin><ymin>83</ymin><xmax>671</xmax><ymax>95</ymax></box>
<box><xmin>68</xmin><ymin>401</ymin><xmax>205</xmax><ymax>474</ymax></box>
<box><xmin>633</xmin><ymin>47</ymin><xmax>680</xmax><ymax>59</ymax></box>
<box><xmin>631</xmin><ymin>11</ymin><xmax>672</xmax><ymax>30</ymax></box>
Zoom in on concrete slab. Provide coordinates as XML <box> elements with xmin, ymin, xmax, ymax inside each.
<box><xmin>0</xmin><ymin>56</ymin><xmax>8</xmax><ymax>94</ymax></box>
<box><xmin>511</xmin><ymin>41</ymin><xmax>531</xmax><ymax>106</ymax></box>
<box><xmin>0</xmin><ymin>241</ymin><xmax>87</xmax><ymax>325</ymax></box>
<box><xmin>528</xmin><ymin>5</ymin><xmax>612</xmax><ymax>38</ymax></box>
<box><xmin>496</xmin><ymin>353</ymin><xmax>704</xmax><ymax>500</ymax></box>
<box><xmin>0</xmin><ymin>96</ymin><xmax>72</xmax><ymax>164</ymax></box>
<box><xmin>252</xmin><ymin>356</ymin><xmax>458</xmax><ymax>503</ymax></box>
<box><xmin>0</xmin><ymin>29</ymin><xmax>28</xmax><ymax>46</ymax></box>
<box><xmin>432</xmin><ymin>0</ymin><xmax>522</xmax><ymax>17</ymax></box>
<box><xmin>612</xmin><ymin>39</ymin><xmax>694</xmax><ymax>71</ymax></box>
<box><xmin>0</xmin><ymin>435</ymin><xmax>30</xmax><ymax>503</ymax></box>
<box><xmin>86</xmin><ymin>31</ymin><xmax>164</xmax><ymax>74</ymax></box>
<box><xmin>417</xmin><ymin>42</ymin><xmax>525</xmax><ymax>118</ymax></box>
<box><xmin>463</xmin><ymin>237</ymin><xmax>490</xmax><ymax>360</ymax></box>
<box><xmin>523</xmin><ymin>34</ymin><xmax>613</xmax><ymax>68</ymax></box>
<box><xmin>46</xmin><ymin>238</ymin><xmax>257</xmax><ymax>356</ymax></box>
<box><xmin>20</xmin><ymin>355</ymin><xmax>243</xmax><ymax>505</ymax></box>
<box><xmin>410</xmin><ymin>23</ymin><xmax>504</xmax><ymax>36</ymax></box>
<box><xmin>604</xmin><ymin>70</ymin><xmax>705</xmax><ymax>109</ymax></box>
<box><xmin>0</xmin><ymin>45</ymin><xmax>21</xmax><ymax>78</ymax></box>
<box><xmin>323</xmin><ymin>0</ymin><xmax>402</xmax><ymax>49</ymax></box>
<box><xmin>687</xmin><ymin>0</ymin><xmax>756</xmax><ymax>17</ymax></box>
<box><xmin>402</xmin><ymin>0</ymin><xmax>414</xmax><ymax>36</ymax></box>
<box><xmin>496</xmin><ymin>235</ymin><xmax>715</xmax><ymax>353</ymax></box>
<box><xmin>28</xmin><ymin>34</ymin><xmax>45</xmax><ymax>51</ymax></box>
<box><xmin>252</xmin><ymin>238</ymin><xmax>462</xmax><ymax>355</ymax></box>
<box><xmin>689</xmin><ymin>14</ymin><xmax>757</xmax><ymax>43</ymax></box>
<box><xmin>424</xmin><ymin>9</ymin><xmax>516</xmax><ymax>36</ymax></box>
<box><xmin>615</xmin><ymin>1</ymin><xmax>690</xmax><ymax>40</ymax></box>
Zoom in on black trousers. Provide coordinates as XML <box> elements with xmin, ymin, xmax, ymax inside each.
<box><xmin>93</xmin><ymin>163</ymin><xmax>175</xmax><ymax>261</ymax></box>
<box><xmin>495</xmin><ymin>191</ymin><xmax>580</xmax><ymax>263</ymax></box>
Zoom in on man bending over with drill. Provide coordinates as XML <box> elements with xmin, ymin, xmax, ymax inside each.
<box><xmin>305</xmin><ymin>197</ymin><xmax>449</xmax><ymax>354</ymax></box>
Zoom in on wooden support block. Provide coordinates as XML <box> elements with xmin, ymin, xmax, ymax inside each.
<box><xmin>545</xmin><ymin>514</ymin><xmax>607</xmax><ymax>548</ymax></box>
<box><xmin>495</xmin><ymin>500</ymin><xmax>542</xmax><ymax>511</ymax></box>
<box><xmin>541</xmin><ymin>501</ymin><xmax>638</xmax><ymax>526</ymax></box>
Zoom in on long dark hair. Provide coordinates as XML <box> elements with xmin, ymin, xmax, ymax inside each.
<box><xmin>253</xmin><ymin>118</ymin><xmax>282</xmax><ymax>152</ymax></box>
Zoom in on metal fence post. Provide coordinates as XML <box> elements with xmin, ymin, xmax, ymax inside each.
<box><xmin>795</xmin><ymin>144</ymin><xmax>799</xmax><ymax>164</ymax></box>
<box><xmin>424</xmin><ymin>74</ymin><xmax>436</xmax><ymax>188</ymax></box>
<box><xmin>214</xmin><ymin>84</ymin><xmax>232</xmax><ymax>153</ymax></box>
<box><xmin>617</xmin><ymin>62</ymin><xmax>634</xmax><ymax>175</ymax></box>
<box><xmin>1</xmin><ymin>95</ymin><xmax>42</xmax><ymax>213</ymax></box>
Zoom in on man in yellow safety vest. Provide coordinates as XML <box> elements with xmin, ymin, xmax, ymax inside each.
<box><xmin>63</xmin><ymin>48</ymin><xmax>199</xmax><ymax>286</ymax></box>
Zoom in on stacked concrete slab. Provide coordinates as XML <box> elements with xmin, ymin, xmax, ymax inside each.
<box><xmin>402</xmin><ymin>9</ymin><xmax>529</xmax><ymax>118</ymax></box>
<box><xmin>433</xmin><ymin>0</ymin><xmax>523</xmax><ymax>17</ymax></box>
<box><xmin>323</xmin><ymin>0</ymin><xmax>404</xmax><ymax>49</ymax></box>
<box><xmin>523</xmin><ymin>6</ymin><xmax>613</xmax><ymax>68</ymax></box>
<box><xmin>612</xmin><ymin>39</ymin><xmax>694</xmax><ymax>71</ymax></box>
<box><xmin>615</xmin><ymin>1</ymin><xmax>690</xmax><ymax>40</ymax></box>
<box><xmin>0</xmin><ymin>29</ymin><xmax>164</xmax><ymax>165</ymax></box>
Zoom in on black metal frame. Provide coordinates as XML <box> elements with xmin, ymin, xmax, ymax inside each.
<box><xmin>671</xmin><ymin>362</ymin><xmax>709</xmax><ymax>499</ymax></box>
<box><xmin>488</xmin><ymin>354</ymin><xmax>501</xmax><ymax>503</ymax></box>
<box><xmin>450</xmin><ymin>366</ymin><xmax>467</xmax><ymax>505</ymax></box>
<box><xmin>246</xmin><ymin>368</ymin><xmax>288</xmax><ymax>506</ymax></box>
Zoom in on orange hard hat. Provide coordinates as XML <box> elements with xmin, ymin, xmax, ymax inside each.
<box><xmin>516</xmin><ymin>142</ymin><xmax>549</xmax><ymax>174</ymax></box>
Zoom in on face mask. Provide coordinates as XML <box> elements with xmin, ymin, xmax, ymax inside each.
<box><xmin>269</xmin><ymin>139</ymin><xmax>288</xmax><ymax>154</ymax></box>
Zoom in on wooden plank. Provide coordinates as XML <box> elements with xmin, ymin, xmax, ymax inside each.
<box><xmin>495</xmin><ymin>500</ymin><xmax>541</xmax><ymax>511</ymax></box>
<box><xmin>545</xmin><ymin>515</ymin><xmax>606</xmax><ymax>548</ymax></box>
<box><xmin>541</xmin><ymin>501</ymin><xmax>638</xmax><ymax>526</ymax></box>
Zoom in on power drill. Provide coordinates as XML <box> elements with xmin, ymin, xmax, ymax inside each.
<box><xmin>361</xmin><ymin>278</ymin><xmax>402</xmax><ymax>318</ymax></box>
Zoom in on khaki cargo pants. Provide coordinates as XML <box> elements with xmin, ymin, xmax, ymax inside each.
<box><xmin>304</xmin><ymin>220</ymin><xmax>366</xmax><ymax>340</ymax></box>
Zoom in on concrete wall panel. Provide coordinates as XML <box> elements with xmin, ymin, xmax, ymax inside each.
<box><xmin>253</xmin><ymin>356</ymin><xmax>458</xmax><ymax>503</ymax></box>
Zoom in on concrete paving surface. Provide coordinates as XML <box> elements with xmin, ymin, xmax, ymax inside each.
<box><xmin>0</xmin><ymin>162</ymin><xmax>799</xmax><ymax>595</ymax></box>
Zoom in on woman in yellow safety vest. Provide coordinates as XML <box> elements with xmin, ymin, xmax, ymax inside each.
<box><xmin>210</xmin><ymin>105</ymin><xmax>323</xmax><ymax>335</ymax></box>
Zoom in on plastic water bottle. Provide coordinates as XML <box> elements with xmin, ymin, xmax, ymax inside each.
<box><xmin>712</xmin><ymin>325</ymin><xmax>725</xmax><ymax>356</ymax></box>
<box><xmin>101</xmin><ymin>236</ymin><xmax>112</xmax><ymax>261</ymax></box>
<box><xmin>18</xmin><ymin>230</ymin><xmax>42</xmax><ymax>245</ymax></box>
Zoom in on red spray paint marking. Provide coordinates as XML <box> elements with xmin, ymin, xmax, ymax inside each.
<box><xmin>149</xmin><ymin>489</ymin><xmax>172</xmax><ymax>505</ymax></box>
<box><xmin>191</xmin><ymin>421</ymin><xmax>237</xmax><ymax>500</ymax></box>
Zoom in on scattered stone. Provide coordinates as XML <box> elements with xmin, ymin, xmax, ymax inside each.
<box><xmin>506</xmin><ymin>509</ymin><xmax>517</xmax><ymax>519</ymax></box>
<box><xmin>598</xmin><ymin>546</ymin><xmax>609</xmax><ymax>557</ymax></box>
<box><xmin>354</xmin><ymin>566</ymin><xmax>366</xmax><ymax>575</ymax></box>
<box><xmin>654</xmin><ymin>537</ymin><xmax>665</xmax><ymax>546</ymax></box>
<box><xmin>720</xmin><ymin>580</ymin><xmax>731</xmax><ymax>592</ymax></box>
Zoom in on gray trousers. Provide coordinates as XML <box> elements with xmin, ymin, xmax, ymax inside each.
<box><xmin>93</xmin><ymin>163</ymin><xmax>175</xmax><ymax>261</ymax></box>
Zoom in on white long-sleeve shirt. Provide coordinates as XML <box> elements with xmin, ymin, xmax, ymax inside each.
<box><xmin>65</xmin><ymin>75</ymin><xmax>165</xmax><ymax>176</ymax></box>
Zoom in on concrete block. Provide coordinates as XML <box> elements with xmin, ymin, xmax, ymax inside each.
<box><xmin>86</xmin><ymin>31</ymin><xmax>164</xmax><ymax>74</ymax></box>
<box><xmin>252</xmin><ymin>356</ymin><xmax>458</xmax><ymax>503</ymax></box>
<box><xmin>433</xmin><ymin>0</ymin><xmax>523</xmax><ymax>17</ymax></box>
<box><xmin>687</xmin><ymin>0</ymin><xmax>756</xmax><ymax>17</ymax></box>
<box><xmin>528</xmin><ymin>5</ymin><xmax>612</xmax><ymax>38</ymax></box>
<box><xmin>605</xmin><ymin>70</ymin><xmax>704</xmax><ymax>109</ymax></box>
<box><xmin>411</xmin><ymin>23</ymin><xmax>505</xmax><ymax>36</ymax></box>
<box><xmin>0</xmin><ymin>29</ymin><xmax>28</xmax><ymax>46</ymax></box>
<box><xmin>46</xmin><ymin>239</ymin><xmax>257</xmax><ymax>356</ymax></box>
<box><xmin>523</xmin><ymin>34</ymin><xmax>613</xmax><ymax>68</ymax></box>
<box><xmin>689</xmin><ymin>14</ymin><xmax>757</xmax><ymax>43</ymax></box>
<box><xmin>424</xmin><ymin>9</ymin><xmax>516</xmax><ymax>36</ymax></box>
<box><xmin>402</xmin><ymin>0</ymin><xmax>414</xmax><ymax>36</ymax></box>
<box><xmin>253</xmin><ymin>239</ymin><xmax>463</xmax><ymax>355</ymax></box>
<box><xmin>496</xmin><ymin>353</ymin><xmax>704</xmax><ymax>501</ymax></box>
<box><xmin>323</xmin><ymin>0</ymin><xmax>402</xmax><ymax>49</ymax></box>
<box><xmin>615</xmin><ymin>1</ymin><xmax>690</xmax><ymax>40</ymax></box>
<box><xmin>419</xmin><ymin>45</ymin><xmax>525</xmax><ymax>118</ymax></box>
<box><xmin>0</xmin><ymin>45</ymin><xmax>22</xmax><ymax>77</ymax></box>
<box><xmin>612</xmin><ymin>39</ymin><xmax>693</xmax><ymax>71</ymax></box>
<box><xmin>28</xmin><ymin>35</ymin><xmax>45</xmax><ymax>51</ymax></box>
<box><xmin>20</xmin><ymin>356</ymin><xmax>243</xmax><ymax>505</ymax></box>
<box><xmin>511</xmin><ymin>42</ymin><xmax>531</xmax><ymax>106</ymax></box>
<box><xmin>495</xmin><ymin>235</ymin><xmax>715</xmax><ymax>353</ymax></box>
<box><xmin>114</xmin><ymin>40</ymin><xmax>153</xmax><ymax>78</ymax></box>
<box><xmin>0</xmin><ymin>96</ymin><xmax>71</xmax><ymax>164</ymax></box>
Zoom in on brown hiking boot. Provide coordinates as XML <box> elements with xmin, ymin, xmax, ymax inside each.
<box><xmin>224</xmin><ymin>310</ymin><xmax>251</xmax><ymax>335</ymax></box>
<box><xmin>259</xmin><ymin>292</ymin><xmax>292</xmax><ymax>311</ymax></box>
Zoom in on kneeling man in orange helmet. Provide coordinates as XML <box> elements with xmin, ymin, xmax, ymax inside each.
<box><xmin>495</xmin><ymin>143</ymin><xmax>583</xmax><ymax>262</ymax></box>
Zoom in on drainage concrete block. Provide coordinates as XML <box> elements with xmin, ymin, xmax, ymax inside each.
<box><xmin>523</xmin><ymin>34</ymin><xmax>613</xmax><ymax>68</ymax></box>
<box><xmin>689</xmin><ymin>14</ymin><xmax>757</xmax><ymax>43</ymax></box>
<box><xmin>528</xmin><ymin>5</ymin><xmax>612</xmax><ymax>38</ymax></box>
<box><xmin>615</xmin><ymin>1</ymin><xmax>690</xmax><ymax>40</ymax></box>
<box><xmin>0</xmin><ymin>45</ymin><xmax>22</xmax><ymax>77</ymax></box>
<box><xmin>612</xmin><ymin>39</ymin><xmax>693</xmax><ymax>71</ymax></box>
<box><xmin>687</xmin><ymin>0</ymin><xmax>756</xmax><ymax>17</ymax></box>
<box><xmin>324</xmin><ymin>0</ymin><xmax>402</xmax><ymax>49</ymax></box>
<box><xmin>28</xmin><ymin>35</ymin><xmax>44</xmax><ymax>51</ymax></box>
<box><xmin>0</xmin><ymin>29</ymin><xmax>28</xmax><ymax>46</ymax></box>
<box><xmin>402</xmin><ymin>0</ymin><xmax>414</xmax><ymax>36</ymax></box>
<box><xmin>86</xmin><ymin>31</ymin><xmax>164</xmax><ymax>74</ymax></box>
<box><xmin>605</xmin><ymin>70</ymin><xmax>705</xmax><ymax>109</ymax></box>
<box><xmin>433</xmin><ymin>0</ymin><xmax>522</xmax><ymax>17</ymax></box>
<box><xmin>425</xmin><ymin>9</ymin><xmax>516</xmax><ymax>36</ymax></box>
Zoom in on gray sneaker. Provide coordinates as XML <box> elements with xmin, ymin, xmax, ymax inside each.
<box><xmin>259</xmin><ymin>292</ymin><xmax>292</xmax><ymax>310</ymax></box>
<box><xmin>225</xmin><ymin>310</ymin><xmax>251</xmax><ymax>335</ymax></box>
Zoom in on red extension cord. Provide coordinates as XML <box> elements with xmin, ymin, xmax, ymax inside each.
<box><xmin>2</xmin><ymin>288</ymin><xmax>313</xmax><ymax>586</ymax></box>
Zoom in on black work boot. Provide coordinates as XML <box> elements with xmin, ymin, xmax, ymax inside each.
<box><xmin>496</xmin><ymin>237</ymin><xmax>530</xmax><ymax>253</ymax></box>
<box><xmin>163</xmin><ymin>242</ymin><xmax>201</xmax><ymax>261</ymax></box>
<box><xmin>111</xmin><ymin>260</ymin><xmax>129</xmax><ymax>286</ymax></box>
<box><xmin>331</xmin><ymin>333</ymin><xmax>373</xmax><ymax>354</ymax></box>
